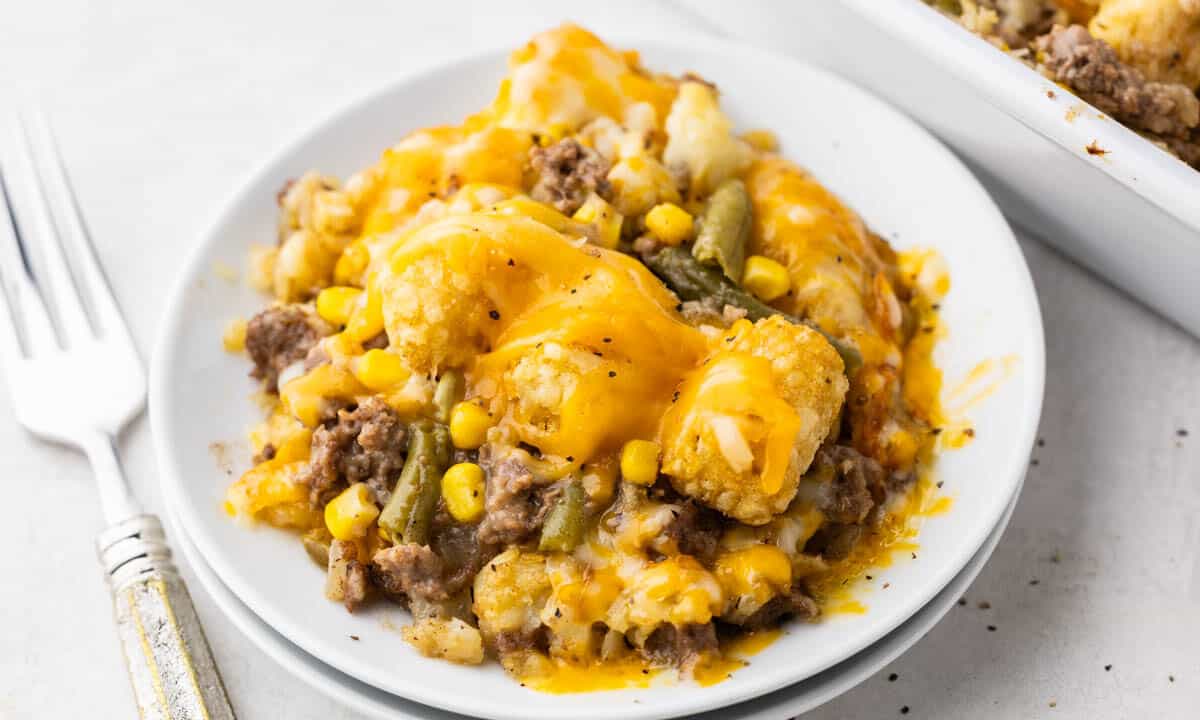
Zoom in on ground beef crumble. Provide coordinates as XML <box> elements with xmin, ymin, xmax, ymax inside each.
<box><xmin>244</xmin><ymin>305</ymin><xmax>333</xmax><ymax>391</ymax></box>
<box><xmin>298</xmin><ymin>397</ymin><xmax>407</xmax><ymax>507</ymax></box>
<box><xmin>1037</xmin><ymin>24</ymin><xmax>1199</xmax><ymax>139</ymax></box>
<box><xmin>736</xmin><ymin>585</ymin><xmax>820</xmax><ymax>631</ymax></box>
<box><xmin>476</xmin><ymin>449</ymin><xmax>556</xmax><ymax>546</ymax></box>
<box><xmin>527</xmin><ymin>138</ymin><xmax>612</xmax><ymax>214</ymax></box>
<box><xmin>641</xmin><ymin>623</ymin><xmax>719</xmax><ymax>666</ymax></box>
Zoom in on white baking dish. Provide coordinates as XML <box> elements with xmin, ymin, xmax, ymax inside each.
<box><xmin>675</xmin><ymin>0</ymin><xmax>1200</xmax><ymax>335</ymax></box>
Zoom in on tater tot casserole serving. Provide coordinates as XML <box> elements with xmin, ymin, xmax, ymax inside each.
<box><xmin>222</xmin><ymin>25</ymin><xmax>952</xmax><ymax>691</ymax></box>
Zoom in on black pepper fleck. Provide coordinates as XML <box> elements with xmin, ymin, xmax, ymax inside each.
<box><xmin>900</xmin><ymin>706</ymin><xmax>909</xmax><ymax>715</ymax></box>
<box><xmin>1030</xmin><ymin>579</ymin><xmax>1040</xmax><ymax>586</ymax></box>
<box><xmin>602</xmin><ymin>337</ymin><xmax>612</xmax><ymax>343</ymax></box>
<box><xmin>507</xmin><ymin>258</ymin><xmax>515</xmax><ymax>267</ymax></box>
<box><xmin>957</xmin><ymin>598</ymin><xmax>967</xmax><ymax>606</ymax></box>
<box><xmin>1105</xmin><ymin>664</ymin><xmax>1112</xmax><ymax>671</ymax></box>
<box><xmin>349</xmin><ymin>635</ymin><xmax>360</xmax><ymax>641</ymax></box>
<box><xmin>987</xmin><ymin>625</ymin><xmax>997</xmax><ymax>632</ymax></box>
<box><xmin>1177</xmin><ymin>429</ymin><xmax>1189</xmax><ymax>437</ymax></box>
<box><xmin>608</xmin><ymin>371</ymin><xmax>617</xmax><ymax>378</ymax></box>
<box><xmin>488</xmin><ymin>310</ymin><xmax>500</xmax><ymax>320</ymax></box>
<box><xmin>888</xmin><ymin>673</ymin><xmax>898</xmax><ymax>682</ymax></box>
<box><xmin>977</xmin><ymin>601</ymin><xmax>991</xmax><ymax>610</ymax></box>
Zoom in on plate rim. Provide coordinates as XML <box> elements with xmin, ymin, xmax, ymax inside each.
<box><xmin>150</xmin><ymin>31</ymin><xmax>1045</xmax><ymax>720</ymax></box>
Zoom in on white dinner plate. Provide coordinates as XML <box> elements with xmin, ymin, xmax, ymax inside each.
<box><xmin>167</xmin><ymin>481</ymin><xmax>1020</xmax><ymax>720</ymax></box>
<box><xmin>150</xmin><ymin>33</ymin><xmax>1044</xmax><ymax>720</ymax></box>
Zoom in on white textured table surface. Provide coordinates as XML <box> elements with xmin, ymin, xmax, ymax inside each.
<box><xmin>2</xmin><ymin>2</ymin><xmax>1198</xmax><ymax>718</ymax></box>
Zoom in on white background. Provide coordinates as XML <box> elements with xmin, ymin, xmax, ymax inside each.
<box><xmin>2</xmin><ymin>1</ymin><xmax>1198</xmax><ymax>718</ymax></box>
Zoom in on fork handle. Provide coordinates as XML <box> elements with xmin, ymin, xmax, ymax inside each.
<box><xmin>97</xmin><ymin>515</ymin><xmax>237</xmax><ymax>720</ymax></box>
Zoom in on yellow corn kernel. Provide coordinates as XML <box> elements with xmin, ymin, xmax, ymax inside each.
<box><xmin>620</xmin><ymin>439</ymin><xmax>661</xmax><ymax>486</ymax></box>
<box><xmin>316</xmin><ymin>286</ymin><xmax>363</xmax><ymax>326</ymax></box>
<box><xmin>449</xmin><ymin>401</ymin><xmax>492</xmax><ymax>450</ymax></box>
<box><xmin>644</xmin><ymin>203</ymin><xmax>694</xmax><ymax>246</ymax></box>
<box><xmin>741</xmin><ymin>129</ymin><xmax>779</xmax><ymax>152</ymax></box>
<box><xmin>222</xmin><ymin>318</ymin><xmax>247</xmax><ymax>352</ymax></box>
<box><xmin>442</xmin><ymin>463</ymin><xmax>486</xmax><ymax>523</ymax></box>
<box><xmin>741</xmin><ymin>255</ymin><xmax>790</xmax><ymax>302</ymax></box>
<box><xmin>714</xmin><ymin>545</ymin><xmax>793</xmax><ymax>598</ymax></box>
<box><xmin>281</xmin><ymin>364</ymin><xmax>366</xmax><ymax>427</ymax></box>
<box><xmin>334</xmin><ymin>240</ymin><xmax>370</xmax><ymax>287</ymax></box>
<box><xmin>324</xmin><ymin>483</ymin><xmax>380</xmax><ymax>541</ymax></box>
<box><xmin>353</xmin><ymin>349</ymin><xmax>409</xmax><ymax>391</ymax></box>
<box><xmin>344</xmin><ymin>281</ymin><xmax>384</xmax><ymax>342</ymax></box>
<box><xmin>572</xmin><ymin>193</ymin><xmax>624</xmax><ymax>249</ymax></box>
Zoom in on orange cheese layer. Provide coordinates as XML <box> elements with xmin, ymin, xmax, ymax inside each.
<box><xmin>379</xmin><ymin>212</ymin><xmax>711</xmax><ymax>463</ymax></box>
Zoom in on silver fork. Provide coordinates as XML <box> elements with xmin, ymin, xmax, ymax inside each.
<box><xmin>0</xmin><ymin>114</ymin><xmax>236</xmax><ymax>720</ymax></box>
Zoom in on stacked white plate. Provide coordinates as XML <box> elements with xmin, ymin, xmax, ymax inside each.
<box><xmin>151</xmin><ymin>35</ymin><xmax>1045</xmax><ymax>719</ymax></box>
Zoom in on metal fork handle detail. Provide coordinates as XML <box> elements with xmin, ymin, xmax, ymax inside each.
<box><xmin>97</xmin><ymin>515</ymin><xmax>237</xmax><ymax>720</ymax></box>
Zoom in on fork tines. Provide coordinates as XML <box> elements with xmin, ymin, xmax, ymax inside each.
<box><xmin>0</xmin><ymin>113</ymin><xmax>132</xmax><ymax>358</ymax></box>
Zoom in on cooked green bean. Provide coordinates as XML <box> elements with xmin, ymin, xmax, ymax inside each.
<box><xmin>643</xmin><ymin>246</ymin><xmax>862</xmax><ymax>375</ymax></box>
<box><xmin>538</xmin><ymin>478</ymin><xmax>586</xmax><ymax>553</ymax></box>
<box><xmin>379</xmin><ymin>421</ymin><xmax>451</xmax><ymax>543</ymax></box>
<box><xmin>433</xmin><ymin>369</ymin><xmax>465</xmax><ymax>423</ymax></box>
<box><xmin>691</xmin><ymin>178</ymin><xmax>750</xmax><ymax>282</ymax></box>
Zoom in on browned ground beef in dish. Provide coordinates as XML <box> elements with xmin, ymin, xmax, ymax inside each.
<box><xmin>475</xmin><ymin>450</ymin><xmax>557</xmax><ymax>545</ymax></box>
<box><xmin>299</xmin><ymin>397</ymin><xmax>408</xmax><ymax>507</ymax></box>
<box><xmin>641</xmin><ymin>623</ymin><xmax>719</xmax><ymax>665</ymax></box>
<box><xmin>527</xmin><ymin>138</ymin><xmax>612</xmax><ymax>214</ymax></box>
<box><xmin>925</xmin><ymin>2</ymin><xmax>1200</xmax><ymax>168</ymax></box>
<box><xmin>244</xmin><ymin>304</ymin><xmax>333</xmax><ymax>390</ymax></box>
<box><xmin>736</xmin><ymin>585</ymin><xmax>820</xmax><ymax>630</ymax></box>
<box><xmin>1037</xmin><ymin>24</ymin><xmax>1199</xmax><ymax>138</ymax></box>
